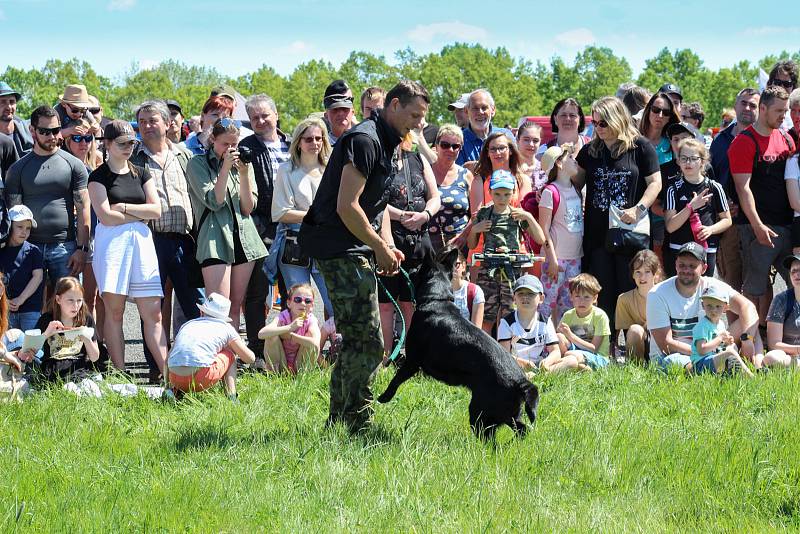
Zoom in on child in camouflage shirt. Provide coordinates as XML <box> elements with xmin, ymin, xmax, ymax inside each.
<box><xmin>468</xmin><ymin>170</ymin><xmax>546</xmax><ymax>333</ymax></box>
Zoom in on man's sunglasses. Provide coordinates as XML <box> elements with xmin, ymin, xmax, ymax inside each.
<box><xmin>438</xmin><ymin>141</ymin><xmax>462</xmax><ymax>151</ymax></box>
<box><xmin>36</xmin><ymin>126</ymin><xmax>61</xmax><ymax>136</ymax></box>
<box><xmin>70</xmin><ymin>134</ymin><xmax>94</xmax><ymax>143</ymax></box>
<box><xmin>291</xmin><ymin>296</ymin><xmax>313</xmax><ymax>304</ymax></box>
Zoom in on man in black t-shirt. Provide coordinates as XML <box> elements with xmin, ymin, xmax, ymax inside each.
<box><xmin>300</xmin><ymin>80</ymin><xmax>430</xmax><ymax>433</ymax></box>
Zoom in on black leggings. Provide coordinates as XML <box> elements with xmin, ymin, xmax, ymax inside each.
<box><xmin>583</xmin><ymin>247</ymin><xmax>635</xmax><ymax>332</ymax></box>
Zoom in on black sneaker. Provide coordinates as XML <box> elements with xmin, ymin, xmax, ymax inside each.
<box><xmin>724</xmin><ymin>355</ymin><xmax>744</xmax><ymax>376</ymax></box>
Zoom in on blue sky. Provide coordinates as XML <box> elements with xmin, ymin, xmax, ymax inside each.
<box><xmin>0</xmin><ymin>0</ymin><xmax>797</xmax><ymax>82</ymax></box>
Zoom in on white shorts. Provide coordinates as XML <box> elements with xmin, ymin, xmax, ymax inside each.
<box><xmin>94</xmin><ymin>221</ymin><xmax>163</xmax><ymax>299</ymax></box>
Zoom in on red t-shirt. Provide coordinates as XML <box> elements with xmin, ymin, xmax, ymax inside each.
<box><xmin>727</xmin><ymin>126</ymin><xmax>793</xmax><ymax>174</ymax></box>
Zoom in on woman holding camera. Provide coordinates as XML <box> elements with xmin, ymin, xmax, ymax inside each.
<box><xmin>378</xmin><ymin>140</ymin><xmax>440</xmax><ymax>358</ymax></box>
<box><xmin>187</xmin><ymin>118</ymin><xmax>267</xmax><ymax>328</ymax></box>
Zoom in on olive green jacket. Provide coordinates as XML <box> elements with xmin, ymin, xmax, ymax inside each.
<box><xmin>186</xmin><ymin>150</ymin><xmax>267</xmax><ymax>264</ymax></box>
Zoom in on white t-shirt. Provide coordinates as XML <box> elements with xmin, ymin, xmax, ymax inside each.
<box><xmin>497</xmin><ymin>310</ymin><xmax>559</xmax><ymax>366</ymax></box>
<box><xmin>168</xmin><ymin>317</ymin><xmax>240</xmax><ymax>368</ymax></box>
<box><xmin>646</xmin><ymin>276</ymin><xmax>734</xmax><ymax>358</ymax></box>
<box><xmin>453</xmin><ymin>282</ymin><xmax>485</xmax><ymax>321</ymax></box>
<box><xmin>539</xmin><ymin>182</ymin><xmax>583</xmax><ymax>259</ymax></box>
<box><xmin>784</xmin><ymin>154</ymin><xmax>800</xmax><ymax>217</ymax></box>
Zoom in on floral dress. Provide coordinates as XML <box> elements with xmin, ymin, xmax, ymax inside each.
<box><xmin>429</xmin><ymin>166</ymin><xmax>470</xmax><ymax>251</ymax></box>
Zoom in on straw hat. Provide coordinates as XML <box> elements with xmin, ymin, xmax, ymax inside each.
<box><xmin>59</xmin><ymin>84</ymin><xmax>92</xmax><ymax>108</ymax></box>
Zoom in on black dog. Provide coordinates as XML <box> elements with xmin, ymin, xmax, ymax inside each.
<box><xmin>378</xmin><ymin>247</ymin><xmax>539</xmax><ymax>439</ymax></box>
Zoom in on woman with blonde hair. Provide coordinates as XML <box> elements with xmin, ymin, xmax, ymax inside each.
<box><xmin>270</xmin><ymin>116</ymin><xmax>334</xmax><ymax>318</ymax></box>
<box><xmin>572</xmin><ymin>96</ymin><xmax>662</xmax><ymax>325</ymax></box>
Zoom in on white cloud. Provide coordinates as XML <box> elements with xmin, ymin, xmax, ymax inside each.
<box><xmin>742</xmin><ymin>26</ymin><xmax>800</xmax><ymax>37</ymax></box>
<box><xmin>407</xmin><ymin>21</ymin><xmax>488</xmax><ymax>44</ymax></box>
<box><xmin>554</xmin><ymin>28</ymin><xmax>596</xmax><ymax>49</ymax></box>
<box><xmin>107</xmin><ymin>0</ymin><xmax>136</xmax><ymax>11</ymax></box>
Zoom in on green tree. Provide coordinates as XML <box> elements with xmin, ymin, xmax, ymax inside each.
<box><xmin>572</xmin><ymin>46</ymin><xmax>632</xmax><ymax>111</ymax></box>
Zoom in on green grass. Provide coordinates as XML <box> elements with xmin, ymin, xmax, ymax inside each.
<box><xmin>2</xmin><ymin>366</ymin><xmax>800</xmax><ymax>532</ymax></box>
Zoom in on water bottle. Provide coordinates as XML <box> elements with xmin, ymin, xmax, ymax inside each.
<box><xmin>615</xmin><ymin>330</ymin><xmax>627</xmax><ymax>365</ymax></box>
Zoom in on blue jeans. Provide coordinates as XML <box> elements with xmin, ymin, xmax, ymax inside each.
<box><xmin>141</xmin><ymin>233</ymin><xmax>204</xmax><ymax>373</ymax></box>
<box><xmin>31</xmin><ymin>240</ymin><xmax>76</xmax><ymax>287</ymax></box>
<box><xmin>279</xmin><ymin>255</ymin><xmax>333</xmax><ymax>317</ymax></box>
<box><xmin>9</xmin><ymin>311</ymin><xmax>40</xmax><ymax>332</ymax></box>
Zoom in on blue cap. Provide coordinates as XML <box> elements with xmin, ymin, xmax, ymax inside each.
<box><xmin>0</xmin><ymin>81</ymin><xmax>21</xmax><ymax>100</ymax></box>
<box><xmin>514</xmin><ymin>274</ymin><xmax>544</xmax><ymax>294</ymax></box>
<box><xmin>489</xmin><ymin>169</ymin><xmax>516</xmax><ymax>190</ymax></box>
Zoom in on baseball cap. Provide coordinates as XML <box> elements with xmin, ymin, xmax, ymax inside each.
<box><xmin>514</xmin><ymin>274</ymin><xmax>544</xmax><ymax>294</ymax></box>
<box><xmin>489</xmin><ymin>169</ymin><xmax>516</xmax><ymax>190</ymax></box>
<box><xmin>210</xmin><ymin>84</ymin><xmax>236</xmax><ymax>99</ymax></box>
<box><xmin>677</xmin><ymin>242</ymin><xmax>706</xmax><ymax>263</ymax></box>
<box><xmin>701</xmin><ymin>284</ymin><xmax>729</xmax><ymax>304</ymax></box>
<box><xmin>447</xmin><ymin>93</ymin><xmax>470</xmax><ymax>111</ymax></box>
<box><xmin>783</xmin><ymin>254</ymin><xmax>800</xmax><ymax>269</ymax></box>
<box><xmin>323</xmin><ymin>79</ymin><xmax>353</xmax><ymax>110</ymax></box>
<box><xmin>8</xmin><ymin>204</ymin><xmax>37</xmax><ymax>228</ymax></box>
<box><xmin>103</xmin><ymin>120</ymin><xmax>137</xmax><ymax>143</ymax></box>
<box><xmin>659</xmin><ymin>83</ymin><xmax>683</xmax><ymax>100</ymax></box>
<box><xmin>666</xmin><ymin>121</ymin><xmax>703</xmax><ymax>142</ymax></box>
<box><xmin>165</xmin><ymin>99</ymin><xmax>182</xmax><ymax>115</ymax></box>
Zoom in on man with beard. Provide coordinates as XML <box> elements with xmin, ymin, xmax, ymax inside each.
<box><xmin>0</xmin><ymin>82</ymin><xmax>33</xmax><ymax>157</ymax></box>
<box><xmin>5</xmin><ymin>106</ymin><xmax>90</xmax><ymax>287</ymax></box>
<box><xmin>646</xmin><ymin>243</ymin><xmax>761</xmax><ymax>371</ymax></box>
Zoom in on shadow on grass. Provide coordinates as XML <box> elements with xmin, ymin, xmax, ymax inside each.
<box><xmin>173</xmin><ymin>424</ymin><xmax>288</xmax><ymax>451</ymax></box>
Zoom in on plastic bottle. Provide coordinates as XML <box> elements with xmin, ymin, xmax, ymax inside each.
<box><xmin>615</xmin><ymin>330</ymin><xmax>627</xmax><ymax>365</ymax></box>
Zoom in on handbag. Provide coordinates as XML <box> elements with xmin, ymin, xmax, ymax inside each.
<box><xmin>282</xmin><ymin>228</ymin><xmax>311</xmax><ymax>268</ymax></box>
<box><xmin>606</xmin><ymin>205</ymin><xmax>650</xmax><ymax>255</ymax></box>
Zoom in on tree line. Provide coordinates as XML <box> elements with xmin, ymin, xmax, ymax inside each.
<box><xmin>3</xmin><ymin>44</ymin><xmax>798</xmax><ymax>134</ymax></box>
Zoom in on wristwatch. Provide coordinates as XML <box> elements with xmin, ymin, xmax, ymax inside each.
<box><xmin>740</xmin><ymin>333</ymin><xmax>753</xmax><ymax>342</ymax></box>
<box><xmin>636</xmin><ymin>204</ymin><xmax>647</xmax><ymax>215</ymax></box>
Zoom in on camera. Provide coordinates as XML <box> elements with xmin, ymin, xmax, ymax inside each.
<box><xmin>237</xmin><ymin>145</ymin><xmax>253</xmax><ymax>164</ymax></box>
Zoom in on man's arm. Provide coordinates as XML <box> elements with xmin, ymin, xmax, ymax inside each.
<box><xmin>650</xmin><ymin>326</ymin><xmax>692</xmax><ymax>355</ymax></box>
<box><xmin>68</xmin><ymin>188</ymin><xmax>89</xmax><ymax>274</ymax></box>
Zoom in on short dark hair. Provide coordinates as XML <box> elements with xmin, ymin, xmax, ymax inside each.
<box><xmin>622</xmin><ymin>86</ymin><xmax>651</xmax><ymax>116</ymax></box>
<box><xmin>360</xmin><ymin>86</ymin><xmax>386</xmax><ymax>109</ymax></box>
<box><xmin>761</xmin><ymin>85</ymin><xmax>790</xmax><ymax>108</ymax></box>
<box><xmin>684</xmin><ymin>102</ymin><xmax>705</xmax><ymax>128</ymax></box>
<box><xmin>768</xmin><ymin>59</ymin><xmax>798</xmax><ymax>89</ymax></box>
<box><xmin>384</xmin><ymin>80</ymin><xmax>429</xmax><ymax>107</ymax></box>
<box><xmin>550</xmin><ymin>98</ymin><xmax>585</xmax><ymax>133</ymax></box>
<box><xmin>30</xmin><ymin>105</ymin><xmax>58</xmax><ymax>127</ymax></box>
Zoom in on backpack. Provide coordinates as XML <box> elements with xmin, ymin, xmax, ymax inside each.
<box><xmin>465</xmin><ymin>282</ymin><xmax>478</xmax><ymax>317</ymax></box>
<box><xmin>520</xmin><ymin>183</ymin><xmax>560</xmax><ymax>254</ymax></box>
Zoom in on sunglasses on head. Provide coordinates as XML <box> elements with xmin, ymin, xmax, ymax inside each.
<box><xmin>438</xmin><ymin>141</ymin><xmax>462</xmax><ymax>151</ymax></box>
<box><xmin>291</xmin><ymin>296</ymin><xmax>313</xmax><ymax>304</ymax></box>
<box><xmin>216</xmin><ymin>118</ymin><xmax>239</xmax><ymax>129</ymax></box>
<box><xmin>36</xmin><ymin>126</ymin><xmax>61</xmax><ymax>136</ymax></box>
<box><xmin>70</xmin><ymin>134</ymin><xmax>94</xmax><ymax>143</ymax></box>
<box><xmin>650</xmin><ymin>105</ymin><xmax>671</xmax><ymax>116</ymax></box>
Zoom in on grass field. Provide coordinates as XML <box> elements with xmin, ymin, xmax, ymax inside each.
<box><xmin>2</xmin><ymin>365</ymin><xmax>800</xmax><ymax>532</ymax></box>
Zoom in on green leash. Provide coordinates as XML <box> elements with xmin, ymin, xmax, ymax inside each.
<box><xmin>375</xmin><ymin>266</ymin><xmax>416</xmax><ymax>363</ymax></box>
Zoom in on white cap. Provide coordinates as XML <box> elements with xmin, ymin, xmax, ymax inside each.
<box><xmin>8</xmin><ymin>205</ymin><xmax>36</xmax><ymax>228</ymax></box>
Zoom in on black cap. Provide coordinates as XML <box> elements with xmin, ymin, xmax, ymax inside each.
<box><xmin>659</xmin><ymin>83</ymin><xmax>683</xmax><ymax>100</ymax></box>
<box><xmin>666</xmin><ymin>121</ymin><xmax>703</xmax><ymax>142</ymax></box>
<box><xmin>323</xmin><ymin>79</ymin><xmax>353</xmax><ymax>110</ymax></box>
<box><xmin>783</xmin><ymin>254</ymin><xmax>800</xmax><ymax>269</ymax></box>
<box><xmin>677</xmin><ymin>242</ymin><xmax>706</xmax><ymax>262</ymax></box>
<box><xmin>103</xmin><ymin>120</ymin><xmax>137</xmax><ymax>143</ymax></box>
<box><xmin>165</xmin><ymin>99</ymin><xmax>182</xmax><ymax>115</ymax></box>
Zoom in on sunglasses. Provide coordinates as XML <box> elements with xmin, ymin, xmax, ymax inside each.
<box><xmin>438</xmin><ymin>141</ymin><xmax>462</xmax><ymax>151</ymax></box>
<box><xmin>70</xmin><ymin>134</ymin><xmax>94</xmax><ymax>143</ymax></box>
<box><xmin>772</xmin><ymin>79</ymin><xmax>794</xmax><ymax>89</ymax></box>
<box><xmin>291</xmin><ymin>296</ymin><xmax>313</xmax><ymax>304</ymax></box>
<box><xmin>67</xmin><ymin>104</ymin><xmax>88</xmax><ymax>114</ymax></box>
<box><xmin>650</xmin><ymin>105</ymin><xmax>671</xmax><ymax>117</ymax></box>
<box><xmin>36</xmin><ymin>126</ymin><xmax>61</xmax><ymax>136</ymax></box>
<box><xmin>88</xmin><ymin>107</ymin><xmax>101</xmax><ymax>114</ymax></box>
<box><xmin>594</xmin><ymin>119</ymin><xmax>609</xmax><ymax>128</ymax></box>
<box><xmin>302</xmin><ymin>136</ymin><xmax>323</xmax><ymax>143</ymax></box>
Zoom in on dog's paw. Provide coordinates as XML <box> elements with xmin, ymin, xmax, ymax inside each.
<box><xmin>376</xmin><ymin>391</ymin><xmax>392</xmax><ymax>403</ymax></box>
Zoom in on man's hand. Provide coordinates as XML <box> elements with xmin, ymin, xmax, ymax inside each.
<box><xmin>375</xmin><ymin>244</ymin><xmax>404</xmax><ymax>276</ymax></box>
<box><xmin>8</xmin><ymin>297</ymin><xmax>24</xmax><ymax>312</ymax></box>
<box><xmin>754</xmin><ymin>224</ymin><xmax>777</xmax><ymax>247</ymax></box>
<box><xmin>67</xmin><ymin>250</ymin><xmax>86</xmax><ymax>276</ymax></box>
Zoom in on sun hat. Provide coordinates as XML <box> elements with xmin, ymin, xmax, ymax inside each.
<box><xmin>59</xmin><ymin>84</ymin><xmax>92</xmax><ymax>108</ymax></box>
<box><xmin>196</xmin><ymin>293</ymin><xmax>232</xmax><ymax>322</ymax></box>
<box><xmin>541</xmin><ymin>143</ymin><xmax>575</xmax><ymax>175</ymax></box>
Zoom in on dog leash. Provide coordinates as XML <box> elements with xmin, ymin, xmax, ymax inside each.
<box><xmin>376</xmin><ymin>266</ymin><xmax>415</xmax><ymax>363</ymax></box>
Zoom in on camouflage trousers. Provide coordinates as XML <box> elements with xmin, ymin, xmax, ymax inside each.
<box><xmin>317</xmin><ymin>253</ymin><xmax>384</xmax><ymax>432</ymax></box>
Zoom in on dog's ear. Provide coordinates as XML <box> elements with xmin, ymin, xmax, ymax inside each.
<box><xmin>438</xmin><ymin>246</ymin><xmax>460</xmax><ymax>272</ymax></box>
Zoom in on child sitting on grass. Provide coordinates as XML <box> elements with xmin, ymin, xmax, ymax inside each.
<box><xmin>557</xmin><ymin>273</ymin><xmax>611</xmax><ymax>370</ymax></box>
<box><xmin>259</xmin><ymin>283</ymin><xmax>321</xmax><ymax>373</ymax></box>
<box><xmin>167</xmin><ymin>293</ymin><xmax>255</xmax><ymax>401</ymax></box>
<box><xmin>691</xmin><ymin>285</ymin><xmax>753</xmax><ymax>376</ymax></box>
<box><xmin>615</xmin><ymin>249</ymin><xmax>662</xmax><ymax>363</ymax></box>
<box><xmin>451</xmin><ymin>249</ymin><xmax>484</xmax><ymax>327</ymax></box>
<box><xmin>468</xmin><ymin>169</ymin><xmax>546</xmax><ymax>333</ymax></box>
<box><xmin>498</xmin><ymin>274</ymin><xmax>577</xmax><ymax>374</ymax></box>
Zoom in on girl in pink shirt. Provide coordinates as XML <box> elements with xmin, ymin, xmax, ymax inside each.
<box><xmin>259</xmin><ymin>283</ymin><xmax>321</xmax><ymax>373</ymax></box>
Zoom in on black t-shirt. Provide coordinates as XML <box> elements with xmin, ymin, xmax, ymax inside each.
<box><xmin>35</xmin><ymin>312</ymin><xmax>97</xmax><ymax>361</ymax></box>
<box><xmin>665</xmin><ymin>176</ymin><xmax>729</xmax><ymax>249</ymax></box>
<box><xmin>88</xmin><ymin>162</ymin><xmax>151</xmax><ymax>205</ymax></box>
<box><xmin>0</xmin><ymin>241</ymin><xmax>43</xmax><ymax>313</ymax></box>
<box><xmin>659</xmin><ymin>159</ymin><xmax>716</xmax><ymax>204</ymax></box>
<box><xmin>300</xmin><ymin>115</ymin><xmax>402</xmax><ymax>259</ymax></box>
<box><xmin>576</xmin><ymin>136</ymin><xmax>659</xmax><ymax>245</ymax></box>
<box><xmin>0</xmin><ymin>133</ymin><xmax>17</xmax><ymax>179</ymax></box>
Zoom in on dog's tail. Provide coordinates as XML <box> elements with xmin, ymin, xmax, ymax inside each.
<box><xmin>523</xmin><ymin>382</ymin><xmax>539</xmax><ymax>425</ymax></box>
